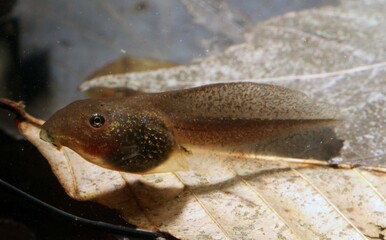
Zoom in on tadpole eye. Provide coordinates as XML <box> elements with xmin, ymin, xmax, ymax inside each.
<box><xmin>89</xmin><ymin>113</ymin><xmax>105</xmax><ymax>128</ymax></box>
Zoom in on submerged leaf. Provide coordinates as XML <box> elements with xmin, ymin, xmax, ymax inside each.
<box><xmin>85</xmin><ymin>56</ymin><xmax>177</xmax><ymax>98</ymax></box>
<box><xmin>2</xmin><ymin>0</ymin><xmax>386</xmax><ymax>239</ymax></box>
<box><xmin>81</xmin><ymin>0</ymin><xmax>386</xmax><ymax>168</ymax></box>
<box><xmin>12</xmin><ymin>119</ymin><xmax>386</xmax><ymax>239</ymax></box>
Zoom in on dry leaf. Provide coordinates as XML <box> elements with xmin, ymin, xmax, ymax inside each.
<box><xmin>3</xmin><ymin>0</ymin><xmax>386</xmax><ymax>239</ymax></box>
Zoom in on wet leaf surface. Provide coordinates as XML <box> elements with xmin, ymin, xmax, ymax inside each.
<box><xmin>2</xmin><ymin>0</ymin><xmax>386</xmax><ymax>239</ymax></box>
<box><xmin>82</xmin><ymin>0</ymin><xmax>386</xmax><ymax>168</ymax></box>
<box><xmin>14</xmin><ymin>121</ymin><xmax>386</xmax><ymax>239</ymax></box>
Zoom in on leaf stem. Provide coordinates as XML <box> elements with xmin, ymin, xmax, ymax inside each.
<box><xmin>0</xmin><ymin>98</ymin><xmax>44</xmax><ymax>126</ymax></box>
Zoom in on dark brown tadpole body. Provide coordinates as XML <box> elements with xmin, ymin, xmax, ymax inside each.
<box><xmin>40</xmin><ymin>82</ymin><xmax>340</xmax><ymax>173</ymax></box>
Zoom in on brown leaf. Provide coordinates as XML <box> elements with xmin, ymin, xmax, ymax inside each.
<box><xmin>84</xmin><ymin>56</ymin><xmax>177</xmax><ymax>98</ymax></box>
<box><xmin>13</xmin><ymin>120</ymin><xmax>386</xmax><ymax>239</ymax></box>
<box><xmin>4</xmin><ymin>0</ymin><xmax>386</xmax><ymax>239</ymax></box>
<box><xmin>81</xmin><ymin>0</ymin><xmax>386</xmax><ymax>168</ymax></box>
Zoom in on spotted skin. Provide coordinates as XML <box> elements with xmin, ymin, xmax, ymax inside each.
<box><xmin>105</xmin><ymin>114</ymin><xmax>174</xmax><ymax>172</ymax></box>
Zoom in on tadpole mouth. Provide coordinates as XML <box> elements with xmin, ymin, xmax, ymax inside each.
<box><xmin>39</xmin><ymin>129</ymin><xmax>59</xmax><ymax>148</ymax></box>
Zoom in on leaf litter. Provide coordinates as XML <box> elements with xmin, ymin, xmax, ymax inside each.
<box><xmin>13</xmin><ymin>120</ymin><xmax>386</xmax><ymax>239</ymax></box>
<box><xmin>2</xmin><ymin>0</ymin><xmax>386</xmax><ymax>239</ymax></box>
